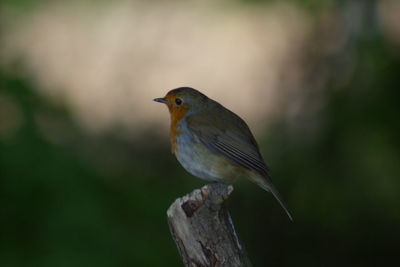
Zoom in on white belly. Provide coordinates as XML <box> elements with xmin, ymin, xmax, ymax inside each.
<box><xmin>175</xmin><ymin>130</ymin><xmax>241</xmax><ymax>183</ymax></box>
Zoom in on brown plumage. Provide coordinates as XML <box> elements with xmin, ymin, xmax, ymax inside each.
<box><xmin>154</xmin><ymin>87</ymin><xmax>292</xmax><ymax>220</ymax></box>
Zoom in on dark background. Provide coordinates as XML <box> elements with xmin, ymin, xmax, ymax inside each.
<box><xmin>1</xmin><ymin>0</ymin><xmax>399</xmax><ymax>266</ymax></box>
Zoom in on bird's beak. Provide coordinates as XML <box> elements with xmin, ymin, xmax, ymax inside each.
<box><xmin>153</xmin><ymin>97</ymin><xmax>167</xmax><ymax>104</ymax></box>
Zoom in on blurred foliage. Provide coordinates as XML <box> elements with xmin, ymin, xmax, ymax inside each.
<box><xmin>0</xmin><ymin>73</ymin><xmax>190</xmax><ymax>266</ymax></box>
<box><xmin>233</xmin><ymin>27</ymin><xmax>400</xmax><ymax>267</ymax></box>
<box><xmin>2</xmin><ymin>0</ymin><xmax>345</xmax><ymax>12</ymax></box>
<box><xmin>1</xmin><ymin>0</ymin><xmax>400</xmax><ymax>267</ymax></box>
<box><xmin>241</xmin><ymin>0</ymin><xmax>336</xmax><ymax>10</ymax></box>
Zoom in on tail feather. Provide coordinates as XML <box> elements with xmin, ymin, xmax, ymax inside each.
<box><xmin>249</xmin><ymin>174</ymin><xmax>293</xmax><ymax>221</ymax></box>
<box><xmin>269</xmin><ymin>185</ymin><xmax>293</xmax><ymax>221</ymax></box>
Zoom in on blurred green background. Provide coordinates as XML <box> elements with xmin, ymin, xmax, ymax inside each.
<box><xmin>1</xmin><ymin>0</ymin><xmax>399</xmax><ymax>266</ymax></box>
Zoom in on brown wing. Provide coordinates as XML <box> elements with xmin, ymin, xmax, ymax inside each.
<box><xmin>186</xmin><ymin>102</ymin><xmax>293</xmax><ymax>221</ymax></box>
<box><xmin>186</xmin><ymin>104</ymin><xmax>269</xmax><ymax>177</ymax></box>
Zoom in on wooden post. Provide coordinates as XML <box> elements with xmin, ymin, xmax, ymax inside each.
<box><xmin>167</xmin><ymin>183</ymin><xmax>252</xmax><ymax>267</ymax></box>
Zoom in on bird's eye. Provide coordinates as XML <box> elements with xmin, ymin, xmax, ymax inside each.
<box><xmin>175</xmin><ymin>98</ymin><xmax>182</xmax><ymax>105</ymax></box>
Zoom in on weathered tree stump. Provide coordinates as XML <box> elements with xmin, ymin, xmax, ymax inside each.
<box><xmin>167</xmin><ymin>183</ymin><xmax>252</xmax><ymax>267</ymax></box>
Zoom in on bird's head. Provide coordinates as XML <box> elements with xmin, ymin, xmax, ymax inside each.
<box><xmin>153</xmin><ymin>87</ymin><xmax>208</xmax><ymax>118</ymax></box>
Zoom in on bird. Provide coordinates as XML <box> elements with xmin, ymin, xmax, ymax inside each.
<box><xmin>154</xmin><ymin>87</ymin><xmax>292</xmax><ymax>220</ymax></box>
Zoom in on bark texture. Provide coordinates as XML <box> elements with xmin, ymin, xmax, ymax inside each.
<box><xmin>167</xmin><ymin>183</ymin><xmax>252</xmax><ymax>267</ymax></box>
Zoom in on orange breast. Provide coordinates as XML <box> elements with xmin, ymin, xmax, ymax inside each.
<box><xmin>169</xmin><ymin>105</ymin><xmax>188</xmax><ymax>154</ymax></box>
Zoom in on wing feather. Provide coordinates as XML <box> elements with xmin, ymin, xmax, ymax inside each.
<box><xmin>186</xmin><ymin>105</ymin><xmax>293</xmax><ymax>220</ymax></box>
<box><xmin>186</xmin><ymin>109</ymin><xmax>269</xmax><ymax>177</ymax></box>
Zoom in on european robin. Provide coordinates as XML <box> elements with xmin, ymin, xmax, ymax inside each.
<box><xmin>154</xmin><ymin>87</ymin><xmax>292</xmax><ymax>220</ymax></box>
